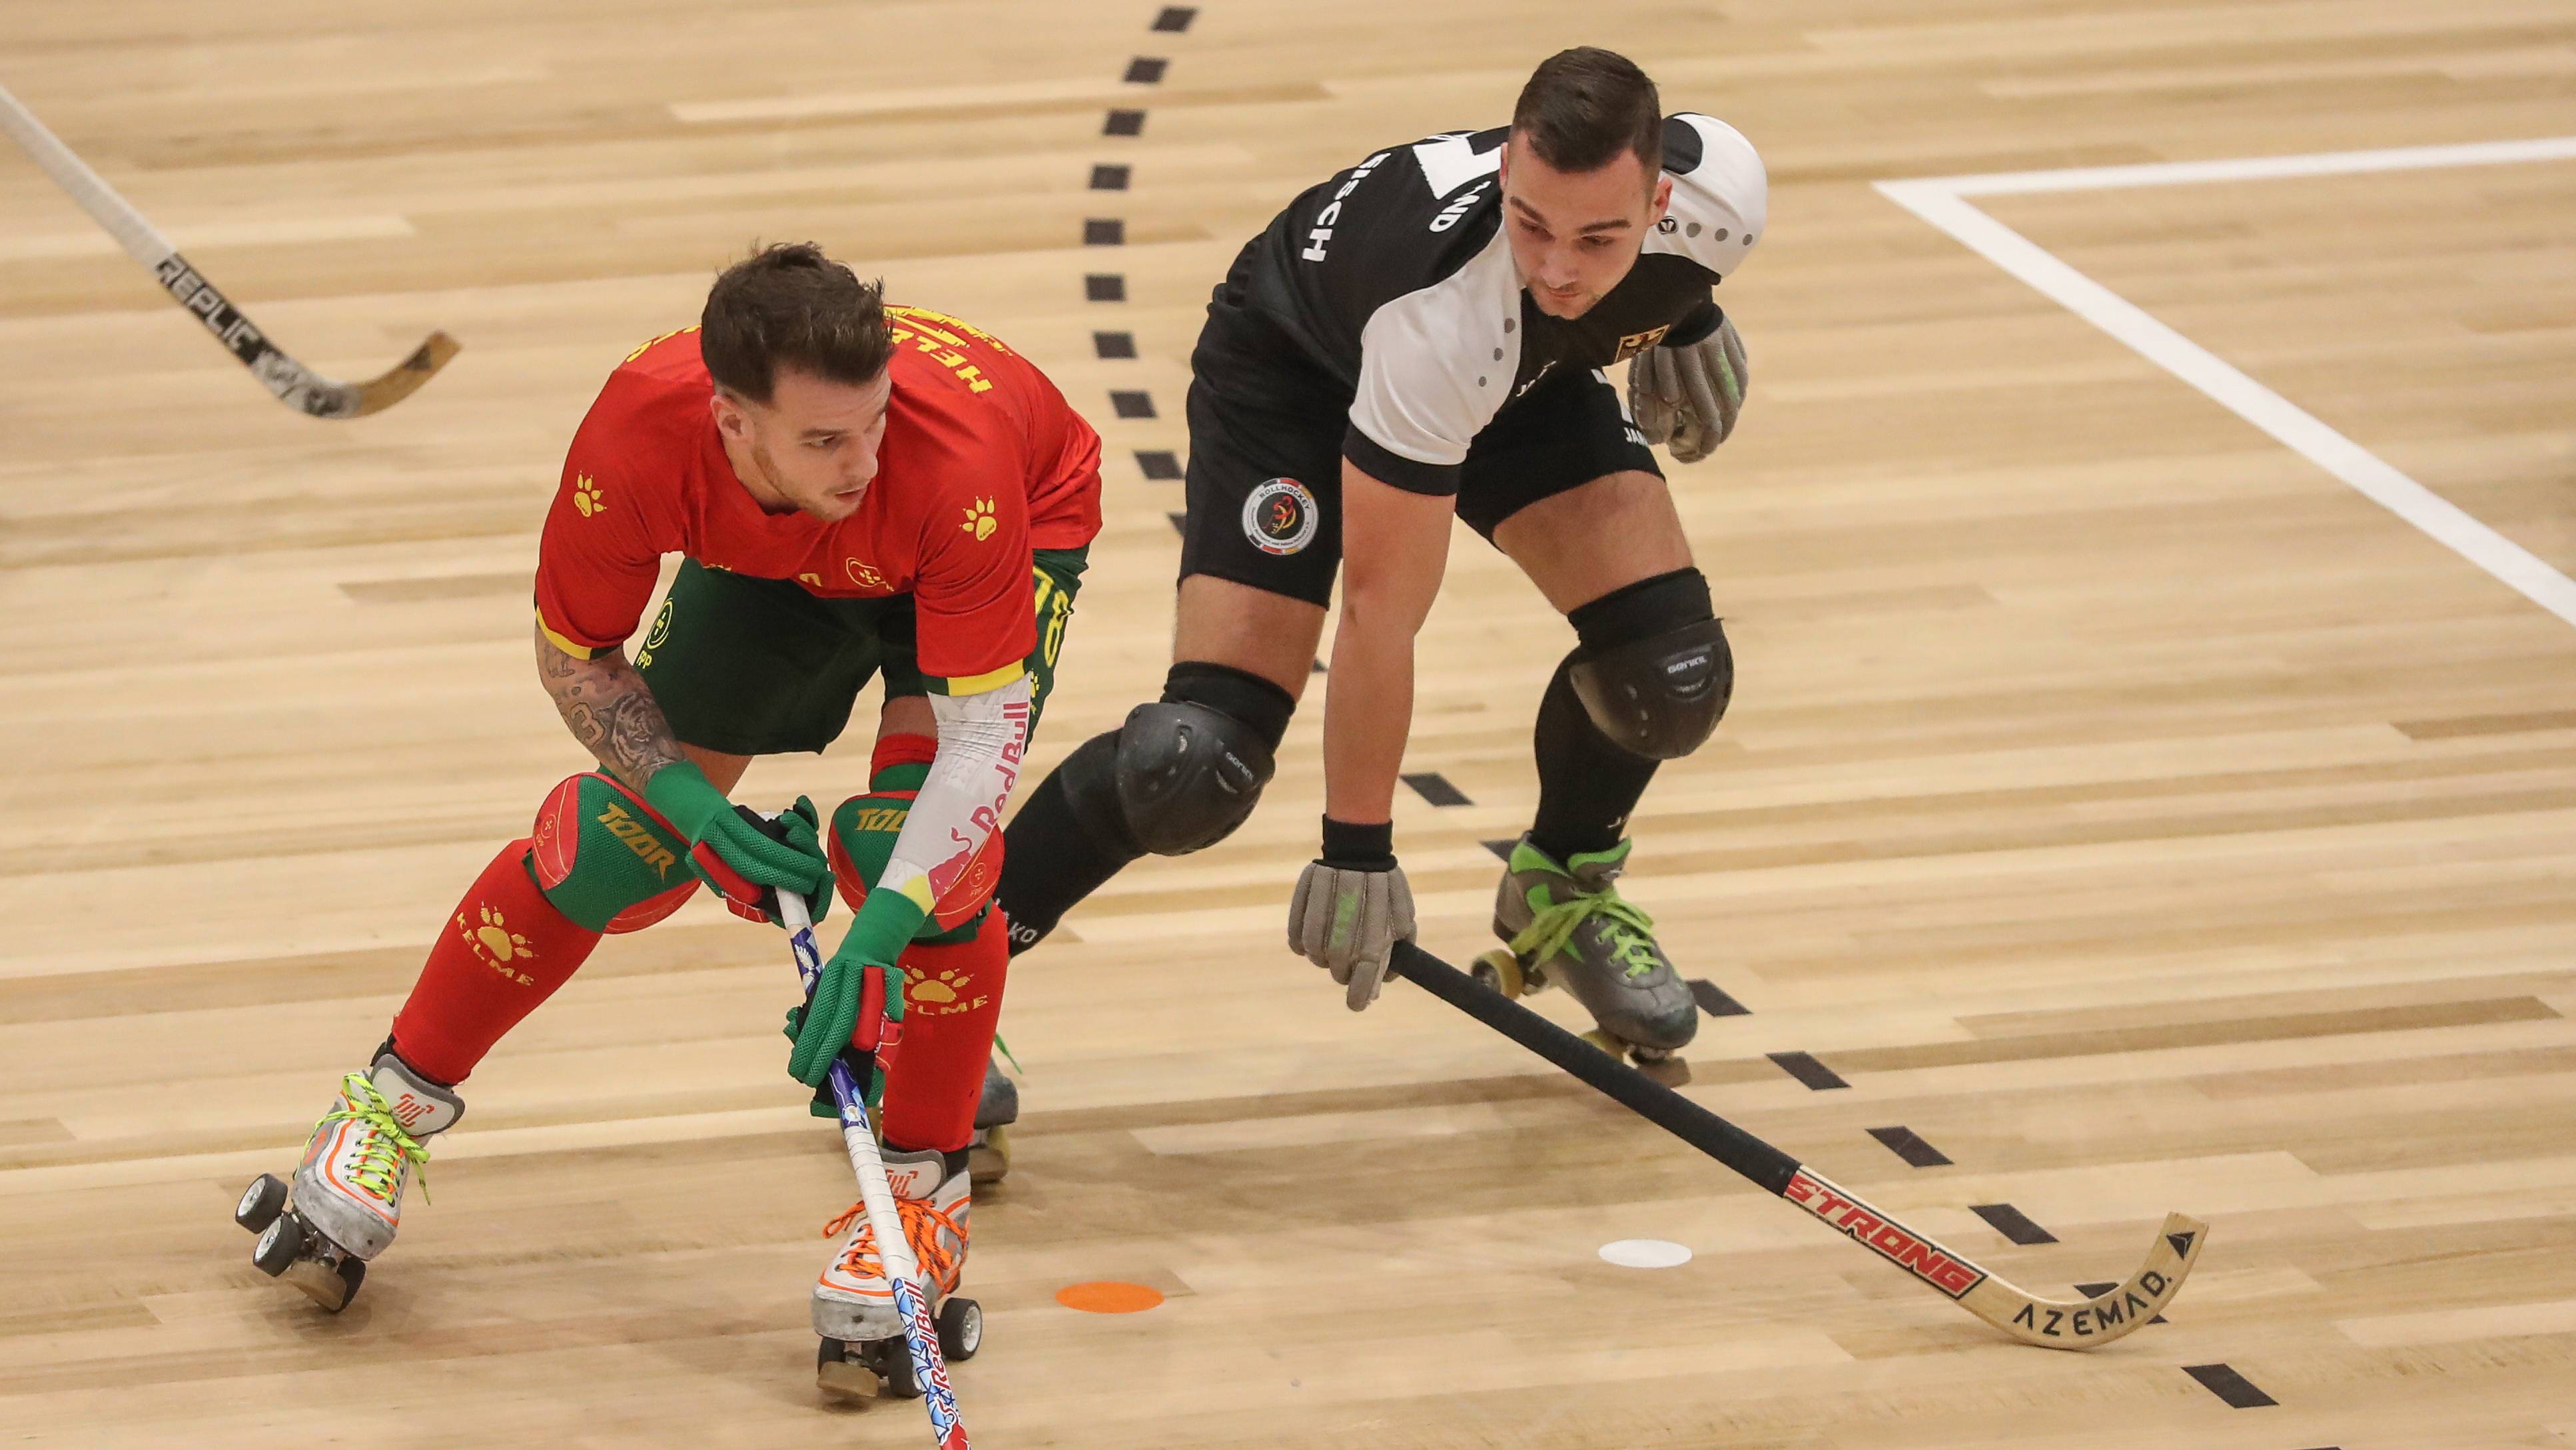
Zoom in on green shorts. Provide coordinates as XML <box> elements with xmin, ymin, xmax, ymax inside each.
<box><xmin>634</xmin><ymin>547</ymin><xmax>1086</xmax><ymax>756</ymax></box>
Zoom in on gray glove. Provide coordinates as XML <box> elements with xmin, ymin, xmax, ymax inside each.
<box><xmin>1287</xmin><ymin>859</ymin><xmax>1416</xmax><ymax>1010</ymax></box>
<box><xmin>1627</xmin><ymin>313</ymin><xmax>1748</xmax><ymax>463</ymax></box>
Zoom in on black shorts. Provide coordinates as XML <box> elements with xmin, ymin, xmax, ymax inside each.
<box><xmin>1175</xmin><ymin>344</ymin><xmax>1663</xmax><ymax>607</ymax></box>
<box><xmin>633</xmin><ymin>548</ymin><xmax>1087</xmax><ymax>757</ymax></box>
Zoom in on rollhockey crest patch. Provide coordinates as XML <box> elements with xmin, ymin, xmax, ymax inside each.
<box><xmin>1242</xmin><ymin>478</ymin><xmax>1319</xmax><ymax>555</ymax></box>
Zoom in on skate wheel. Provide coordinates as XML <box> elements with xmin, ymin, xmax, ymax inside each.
<box><xmin>873</xmin><ymin>1339</ymin><xmax>921</xmax><ymax>1400</ymax></box>
<box><xmin>250</xmin><ymin>1212</ymin><xmax>304</xmax><ymax>1277</ymax></box>
<box><xmin>235</xmin><ymin>1174</ymin><xmax>288</xmax><ymax>1234</ymax></box>
<box><xmin>938</xmin><ymin>1295</ymin><xmax>983</xmax><ymax>1361</ymax></box>
<box><xmin>815</xmin><ymin>1337</ymin><xmax>883</xmax><ymax>1401</ymax></box>
<box><xmin>967</xmin><ymin>1126</ymin><xmax>1011</xmax><ymax>1187</ymax></box>
<box><xmin>1471</xmin><ymin>948</ymin><xmax>1527</xmax><ymax>999</ymax></box>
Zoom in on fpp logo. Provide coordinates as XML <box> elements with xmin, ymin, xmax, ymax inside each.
<box><xmin>1783</xmin><ymin>1168</ymin><xmax>1986</xmax><ymax>1299</ymax></box>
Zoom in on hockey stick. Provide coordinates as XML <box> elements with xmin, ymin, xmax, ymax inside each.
<box><xmin>0</xmin><ymin>82</ymin><xmax>457</xmax><ymax>418</ymax></box>
<box><xmin>778</xmin><ymin>892</ymin><xmax>970</xmax><ymax>1449</ymax></box>
<box><xmin>1390</xmin><ymin>941</ymin><xmax>2204</xmax><ymax>1347</ymax></box>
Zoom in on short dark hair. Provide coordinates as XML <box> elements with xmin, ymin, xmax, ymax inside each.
<box><xmin>699</xmin><ymin>242</ymin><xmax>893</xmax><ymax>404</ymax></box>
<box><xmin>1509</xmin><ymin>47</ymin><xmax>1663</xmax><ymax>176</ymax></box>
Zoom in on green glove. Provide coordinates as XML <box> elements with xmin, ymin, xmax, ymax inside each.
<box><xmin>785</xmin><ymin>887</ymin><xmax>929</xmax><ymax>1090</ymax></box>
<box><xmin>643</xmin><ymin>762</ymin><xmax>833</xmax><ymax>924</ymax></box>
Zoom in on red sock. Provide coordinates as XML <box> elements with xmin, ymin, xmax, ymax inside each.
<box><xmin>879</xmin><ymin>909</ymin><xmax>1009</xmax><ymax>1154</ymax></box>
<box><xmin>390</xmin><ymin>840</ymin><xmax>604</xmax><ymax>1084</ymax></box>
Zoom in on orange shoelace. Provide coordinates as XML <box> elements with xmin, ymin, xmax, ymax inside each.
<box><xmin>823</xmin><ymin>1198</ymin><xmax>965</xmax><ymax>1290</ymax></box>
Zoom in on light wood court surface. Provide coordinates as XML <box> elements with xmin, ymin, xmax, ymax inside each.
<box><xmin>4</xmin><ymin>1</ymin><xmax>2575</xmax><ymax>1445</ymax></box>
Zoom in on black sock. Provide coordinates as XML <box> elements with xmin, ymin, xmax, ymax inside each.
<box><xmin>1527</xmin><ymin>653</ymin><xmax>1659</xmax><ymax>864</ymax></box>
<box><xmin>997</xmin><ymin>738</ymin><xmax>1142</xmax><ymax>954</ymax></box>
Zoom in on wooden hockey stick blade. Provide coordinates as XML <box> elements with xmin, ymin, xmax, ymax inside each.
<box><xmin>1389</xmin><ymin>942</ymin><xmax>2206</xmax><ymax>1348</ymax></box>
<box><xmin>338</xmin><ymin>330</ymin><xmax>461</xmax><ymax>417</ymax></box>
<box><xmin>1783</xmin><ymin>1164</ymin><xmax>2206</xmax><ymax>1347</ymax></box>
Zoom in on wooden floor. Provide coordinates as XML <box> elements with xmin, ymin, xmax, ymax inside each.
<box><xmin>5</xmin><ymin>1</ymin><xmax>2575</xmax><ymax>1445</ymax></box>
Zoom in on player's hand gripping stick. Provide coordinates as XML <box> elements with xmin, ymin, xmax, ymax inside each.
<box><xmin>1391</xmin><ymin>941</ymin><xmax>2206</xmax><ymax>1349</ymax></box>
<box><xmin>779</xmin><ymin>891</ymin><xmax>970</xmax><ymax>1448</ymax></box>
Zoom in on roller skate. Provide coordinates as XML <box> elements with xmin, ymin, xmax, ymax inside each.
<box><xmin>232</xmin><ymin>1046</ymin><xmax>462</xmax><ymax>1311</ymax></box>
<box><xmin>1474</xmin><ymin>835</ymin><xmax>1697</xmax><ymax>1086</ymax></box>
<box><xmin>968</xmin><ymin>1054</ymin><xmax>1017</xmax><ymax>1186</ymax></box>
<box><xmin>813</xmin><ymin>1146</ymin><xmax>983</xmax><ymax>1401</ymax></box>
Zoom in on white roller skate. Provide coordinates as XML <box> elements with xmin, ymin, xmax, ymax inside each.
<box><xmin>969</xmin><ymin>1054</ymin><xmax>1017</xmax><ymax>1186</ymax></box>
<box><xmin>813</xmin><ymin>1146</ymin><xmax>982</xmax><ymax>1400</ymax></box>
<box><xmin>1476</xmin><ymin>835</ymin><xmax>1699</xmax><ymax>1086</ymax></box>
<box><xmin>233</xmin><ymin>1048</ymin><xmax>462</xmax><ymax>1311</ymax></box>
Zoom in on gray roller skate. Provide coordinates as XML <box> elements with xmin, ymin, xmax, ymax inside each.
<box><xmin>232</xmin><ymin>1048</ymin><xmax>461</xmax><ymax>1311</ymax></box>
<box><xmin>1474</xmin><ymin>835</ymin><xmax>1697</xmax><ymax>1085</ymax></box>
<box><xmin>813</xmin><ymin>1146</ymin><xmax>982</xmax><ymax>1400</ymax></box>
<box><xmin>968</xmin><ymin>1054</ymin><xmax>1017</xmax><ymax>1186</ymax></box>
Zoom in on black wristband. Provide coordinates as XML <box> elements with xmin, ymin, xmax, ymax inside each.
<box><xmin>1663</xmin><ymin>300</ymin><xmax>1725</xmax><ymax>348</ymax></box>
<box><xmin>1319</xmin><ymin>815</ymin><xmax>1396</xmax><ymax>871</ymax></box>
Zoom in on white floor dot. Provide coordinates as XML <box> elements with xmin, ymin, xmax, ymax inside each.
<box><xmin>1597</xmin><ymin>1238</ymin><xmax>1692</xmax><ymax>1269</ymax></box>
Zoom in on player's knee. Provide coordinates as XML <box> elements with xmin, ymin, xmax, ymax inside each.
<box><xmin>829</xmin><ymin>783</ymin><xmax>1001</xmax><ymax>934</ymax></box>
<box><xmin>1069</xmin><ymin>662</ymin><xmax>1296</xmax><ymax>857</ymax></box>
<box><xmin>529</xmin><ymin>773</ymin><xmax>699</xmax><ymax>932</ymax></box>
<box><xmin>1565</xmin><ymin>567</ymin><xmax>1731</xmax><ymax>760</ymax></box>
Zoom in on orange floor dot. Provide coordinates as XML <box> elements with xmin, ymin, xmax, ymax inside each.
<box><xmin>1055</xmin><ymin>1281</ymin><xmax>1164</xmax><ymax>1314</ymax></box>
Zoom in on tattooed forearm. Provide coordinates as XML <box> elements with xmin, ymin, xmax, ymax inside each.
<box><xmin>534</xmin><ymin>623</ymin><xmax>687</xmax><ymax>788</ymax></box>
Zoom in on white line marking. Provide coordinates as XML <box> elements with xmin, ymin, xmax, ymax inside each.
<box><xmin>1917</xmin><ymin>135</ymin><xmax>2576</xmax><ymax>195</ymax></box>
<box><xmin>1875</xmin><ymin>142</ymin><xmax>2576</xmax><ymax>629</ymax></box>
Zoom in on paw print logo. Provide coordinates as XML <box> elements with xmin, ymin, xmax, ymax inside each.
<box><xmin>905</xmin><ymin>966</ymin><xmax>989</xmax><ymax>1015</ymax></box>
<box><xmin>459</xmin><ymin>906</ymin><xmax>536</xmax><ymax>984</ymax></box>
<box><xmin>959</xmin><ymin>497</ymin><xmax>997</xmax><ymax>543</ymax></box>
<box><xmin>572</xmin><ymin>474</ymin><xmax>606</xmax><ymax>518</ymax></box>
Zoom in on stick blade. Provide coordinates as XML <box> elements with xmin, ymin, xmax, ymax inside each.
<box><xmin>1963</xmin><ymin>1212</ymin><xmax>2208</xmax><ymax>1349</ymax></box>
<box><xmin>335</xmin><ymin>330</ymin><xmax>460</xmax><ymax>418</ymax></box>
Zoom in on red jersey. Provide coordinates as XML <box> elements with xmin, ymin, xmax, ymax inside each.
<box><xmin>533</xmin><ymin>307</ymin><xmax>1102</xmax><ymax>691</ymax></box>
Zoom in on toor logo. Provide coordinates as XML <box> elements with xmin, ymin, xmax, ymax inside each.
<box><xmin>845</xmin><ymin>558</ymin><xmax>886</xmax><ymax>589</ymax></box>
<box><xmin>960</xmin><ymin>497</ymin><xmax>998</xmax><ymax>542</ymax></box>
<box><xmin>458</xmin><ymin>906</ymin><xmax>537</xmax><ymax>984</ymax></box>
<box><xmin>572</xmin><ymin>474</ymin><xmax>605</xmax><ymax>517</ymax></box>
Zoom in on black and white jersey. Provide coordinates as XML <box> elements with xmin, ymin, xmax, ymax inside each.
<box><xmin>1201</xmin><ymin>113</ymin><xmax>1767</xmax><ymax>494</ymax></box>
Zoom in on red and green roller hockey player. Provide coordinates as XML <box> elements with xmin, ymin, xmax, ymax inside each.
<box><xmin>232</xmin><ymin>246</ymin><xmax>1100</xmax><ymax>1387</ymax></box>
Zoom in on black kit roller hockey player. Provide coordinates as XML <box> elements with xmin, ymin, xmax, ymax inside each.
<box><xmin>997</xmin><ymin>47</ymin><xmax>1763</xmax><ymax>1086</ymax></box>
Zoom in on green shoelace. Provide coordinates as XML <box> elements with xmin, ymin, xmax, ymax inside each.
<box><xmin>1509</xmin><ymin>884</ymin><xmax>1663</xmax><ymax>981</ymax></box>
<box><xmin>316</xmin><ymin>1074</ymin><xmax>431</xmax><ymax>1205</ymax></box>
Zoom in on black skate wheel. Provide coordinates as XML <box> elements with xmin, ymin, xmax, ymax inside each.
<box><xmin>250</xmin><ymin>1212</ymin><xmax>304</xmax><ymax>1276</ymax></box>
<box><xmin>937</xmin><ymin>1296</ymin><xmax>983</xmax><ymax>1361</ymax></box>
<box><xmin>871</xmin><ymin>1338</ymin><xmax>921</xmax><ymax>1399</ymax></box>
<box><xmin>235</xmin><ymin>1174</ymin><xmax>288</xmax><ymax>1233</ymax></box>
<box><xmin>815</xmin><ymin>1337</ymin><xmax>883</xmax><ymax>1401</ymax></box>
<box><xmin>1471</xmin><ymin>948</ymin><xmax>1527</xmax><ymax>999</ymax></box>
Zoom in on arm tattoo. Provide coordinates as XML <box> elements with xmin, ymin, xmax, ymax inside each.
<box><xmin>534</xmin><ymin>623</ymin><xmax>686</xmax><ymax>788</ymax></box>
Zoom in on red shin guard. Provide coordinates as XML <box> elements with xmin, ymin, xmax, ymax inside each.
<box><xmin>878</xmin><ymin>908</ymin><xmax>1009</xmax><ymax>1154</ymax></box>
<box><xmin>390</xmin><ymin>839</ymin><xmax>604</xmax><ymax>1084</ymax></box>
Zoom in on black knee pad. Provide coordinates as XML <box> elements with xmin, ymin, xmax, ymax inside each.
<box><xmin>1062</xmin><ymin>663</ymin><xmax>1295</xmax><ymax>857</ymax></box>
<box><xmin>1565</xmin><ymin>568</ymin><xmax>1731</xmax><ymax>760</ymax></box>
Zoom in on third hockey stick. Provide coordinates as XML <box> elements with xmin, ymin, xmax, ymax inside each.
<box><xmin>1390</xmin><ymin>941</ymin><xmax>2204</xmax><ymax>1348</ymax></box>
<box><xmin>0</xmin><ymin>82</ymin><xmax>457</xmax><ymax>418</ymax></box>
